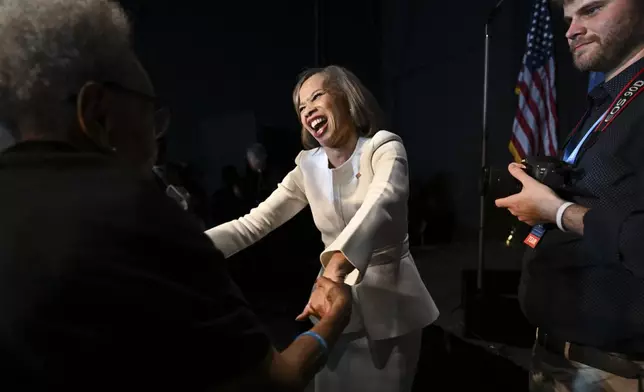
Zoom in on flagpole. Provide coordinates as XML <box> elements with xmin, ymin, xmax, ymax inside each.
<box><xmin>314</xmin><ymin>0</ymin><xmax>321</xmax><ymax>66</ymax></box>
<box><xmin>478</xmin><ymin>0</ymin><xmax>508</xmax><ymax>292</ymax></box>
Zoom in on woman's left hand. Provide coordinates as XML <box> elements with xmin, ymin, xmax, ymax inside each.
<box><xmin>296</xmin><ymin>276</ymin><xmax>349</xmax><ymax>321</ymax></box>
<box><xmin>322</xmin><ymin>252</ymin><xmax>354</xmax><ymax>283</ymax></box>
<box><xmin>296</xmin><ymin>252</ymin><xmax>353</xmax><ymax>320</ymax></box>
<box><xmin>322</xmin><ymin>267</ymin><xmax>346</xmax><ymax>283</ymax></box>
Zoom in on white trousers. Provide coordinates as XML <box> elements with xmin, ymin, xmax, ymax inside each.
<box><xmin>312</xmin><ymin>329</ymin><xmax>422</xmax><ymax>392</ymax></box>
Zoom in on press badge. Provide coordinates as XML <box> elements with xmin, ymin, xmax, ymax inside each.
<box><xmin>524</xmin><ymin>224</ymin><xmax>546</xmax><ymax>248</ymax></box>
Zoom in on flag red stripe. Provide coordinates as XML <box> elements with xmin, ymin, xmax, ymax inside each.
<box><xmin>515</xmin><ymin>109</ymin><xmax>536</xmax><ymax>154</ymax></box>
<box><xmin>544</xmin><ymin>64</ymin><xmax>558</xmax><ymax>123</ymax></box>
<box><xmin>517</xmin><ymin>80</ymin><xmax>542</xmax><ymax>130</ymax></box>
<box><xmin>543</xmin><ymin>64</ymin><xmax>559</xmax><ymax>156</ymax></box>
<box><xmin>531</xmin><ymin>69</ymin><xmax>556</xmax><ymax>157</ymax></box>
<box><xmin>510</xmin><ymin>135</ymin><xmax>527</xmax><ymax>159</ymax></box>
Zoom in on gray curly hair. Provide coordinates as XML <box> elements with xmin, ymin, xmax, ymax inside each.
<box><xmin>0</xmin><ymin>0</ymin><xmax>133</xmax><ymax>138</ymax></box>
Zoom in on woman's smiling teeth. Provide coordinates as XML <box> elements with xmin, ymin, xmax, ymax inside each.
<box><xmin>309</xmin><ymin>116</ymin><xmax>328</xmax><ymax>136</ymax></box>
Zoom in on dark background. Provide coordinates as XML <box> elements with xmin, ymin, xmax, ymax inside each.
<box><xmin>120</xmin><ymin>0</ymin><xmax>588</xmax><ymax>242</ymax></box>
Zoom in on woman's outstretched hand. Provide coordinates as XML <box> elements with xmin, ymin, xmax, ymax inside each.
<box><xmin>295</xmin><ymin>276</ymin><xmax>351</xmax><ymax>322</ymax></box>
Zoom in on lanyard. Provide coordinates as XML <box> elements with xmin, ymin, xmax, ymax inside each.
<box><xmin>560</xmin><ymin>67</ymin><xmax>644</xmax><ymax>163</ymax></box>
<box><xmin>563</xmin><ymin>111</ymin><xmax>607</xmax><ymax>164</ymax></box>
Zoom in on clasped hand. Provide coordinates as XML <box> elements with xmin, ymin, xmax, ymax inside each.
<box><xmin>295</xmin><ymin>276</ymin><xmax>351</xmax><ymax>322</ymax></box>
<box><xmin>495</xmin><ymin>163</ymin><xmax>565</xmax><ymax>226</ymax></box>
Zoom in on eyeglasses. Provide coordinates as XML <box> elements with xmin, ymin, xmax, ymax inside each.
<box><xmin>69</xmin><ymin>82</ymin><xmax>171</xmax><ymax>140</ymax></box>
<box><xmin>102</xmin><ymin>82</ymin><xmax>171</xmax><ymax>140</ymax></box>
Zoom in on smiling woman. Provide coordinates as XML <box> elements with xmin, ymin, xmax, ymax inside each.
<box><xmin>206</xmin><ymin>65</ymin><xmax>439</xmax><ymax>392</ymax></box>
<box><xmin>293</xmin><ymin>66</ymin><xmax>384</xmax><ymax>151</ymax></box>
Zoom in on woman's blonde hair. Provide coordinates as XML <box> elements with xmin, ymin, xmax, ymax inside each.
<box><xmin>292</xmin><ymin>65</ymin><xmax>386</xmax><ymax>149</ymax></box>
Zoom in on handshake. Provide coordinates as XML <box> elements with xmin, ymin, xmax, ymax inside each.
<box><xmin>295</xmin><ymin>276</ymin><xmax>352</xmax><ymax>326</ymax></box>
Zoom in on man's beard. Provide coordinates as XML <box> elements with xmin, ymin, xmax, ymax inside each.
<box><xmin>572</xmin><ymin>12</ymin><xmax>644</xmax><ymax>73</ymax></box>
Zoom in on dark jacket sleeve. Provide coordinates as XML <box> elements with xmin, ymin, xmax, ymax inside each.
<box><xmin>48</xmin><ymin>177</ymin><xmax>272</xmax><ymax>390</ymax></box>
<box><xmin>582</xmin><ymin>118</ymin><xmax>644</xmax><ymax>278</ymax></box>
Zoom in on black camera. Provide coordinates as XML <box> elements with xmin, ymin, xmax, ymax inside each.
<box><xmin>521</xmin><ymin>156</ymin><xmax>574</xmax><ymax>191</ymax></box>
<box><xmin>488</xmin><ymin>156</ymin><xmax>574</xmax><ymax>199</ymax></box>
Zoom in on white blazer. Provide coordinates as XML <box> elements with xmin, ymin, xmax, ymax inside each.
<box><xmin>205</xmin><ymin>130</ymin><xmax>439</xmax><ymax>340</ymax></box>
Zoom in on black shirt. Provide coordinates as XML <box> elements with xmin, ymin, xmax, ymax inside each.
<box><xmin>520</xmin><ymin>58</ymin><xmax>644</xmax><ymax>354</ymax></box>
<box><xmin>0</xmin><ymin>142</ymin><xmax>271</xmax><ymax>391</ymax></box>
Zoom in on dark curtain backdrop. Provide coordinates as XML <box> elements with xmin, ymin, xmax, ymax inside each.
<box><xmin>119</xmin><ymin>0</ymin><xmax>588</xmax><ymax>240</ymax></box>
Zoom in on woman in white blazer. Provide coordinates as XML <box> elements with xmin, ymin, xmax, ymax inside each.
<box><xmin>205</xmin><ymin>65</ymin><xmax>439</xmax><ymax>392</ymax></box>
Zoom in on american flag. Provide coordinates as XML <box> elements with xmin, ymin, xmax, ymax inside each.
<box><xmin>509</xmin><ymin>0</ymin><xmax>558</xmax><ymax>162</ymax></box>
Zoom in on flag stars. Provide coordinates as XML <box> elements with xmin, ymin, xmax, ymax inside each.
<box><xmin>524</xmin><ymin>0</ymin><xmax>554</xmax><ymax>67</ymax></box>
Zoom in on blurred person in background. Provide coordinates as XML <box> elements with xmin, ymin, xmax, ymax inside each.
<box><xmin>243</xmin><ymin>142</ymin><xmax>281</xmax><ymax>205</ymax></box>
<box><xmin>211</xmin><ymin>164</ymin><xmax>245</xmax><ymax>226</ymax></box>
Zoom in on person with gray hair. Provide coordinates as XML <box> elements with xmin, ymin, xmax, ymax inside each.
<box><xmin>0</xmin><ymin>1</ymin><xmax>353</xmax><ymax>391</ymax></box>
<box><xmin>244</xmin><ymin>142</ymin><xmax>275</xmax><ymax>203</ymax></box>
<box><xmin>206</xmin><ymin>65</ymin><xmax>439</xmax><ymax>391</ymax></box>
<box><xmin>0</xmin><ymin>0</ymin><xmax>163</xmax><ymax>167</ymax></box>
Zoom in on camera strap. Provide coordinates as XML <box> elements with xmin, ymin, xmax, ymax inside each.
<box><xmin>562</xmin><ymin>67</ymin><xmax>644</xmax><ymax>164</ymax></box>
<box><xmin>563</xmin><ymin>111</ymin><xmax>607</xmax><ymax>163</ymax></box>
<box><xmin>598</xmin><ymin>67</ymin><xmax>644</xmax><ymax>133</ymax></box>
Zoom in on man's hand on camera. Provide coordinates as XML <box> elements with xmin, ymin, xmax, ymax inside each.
<box><xmin>495</xmin><ymin>162</ymin><xmax>565</xmax><ymax>226</ymax></box>
<box><xmin>295</xmin><ymin>276</ymin><xmax>351</xmax><ymax>324</ymax></box>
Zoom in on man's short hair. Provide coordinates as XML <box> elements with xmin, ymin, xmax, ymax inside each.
<box><xmin>0</xmin><ymin>0</ymin><xmax>133</xmax><ymax>137</ymax></box>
